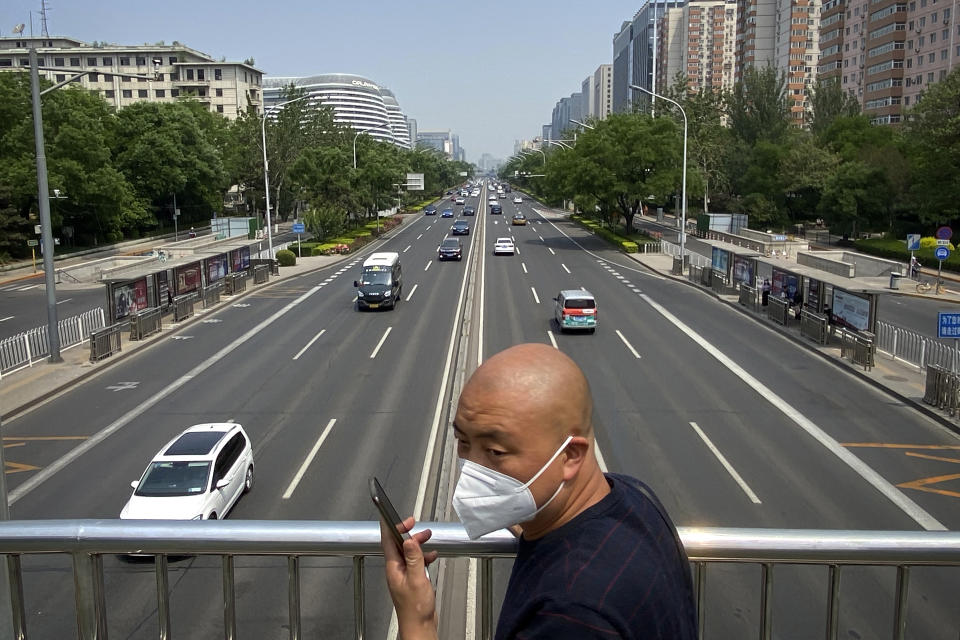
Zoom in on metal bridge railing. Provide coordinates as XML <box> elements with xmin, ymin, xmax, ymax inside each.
<box><xmin>0</xmin><ymin>308</ymin><xmax>106</xmax><ymax>376</ymax></box>
<box><xmin>0</xmin><ymin>521</ymin><xmax>957</xmax><ymax>640</ymax></box>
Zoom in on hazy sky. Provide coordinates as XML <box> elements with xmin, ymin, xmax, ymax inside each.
<box><xmin>6</xmin><ymin>0</ymin><xmax>643</xmax><ymax>163</ymax></box>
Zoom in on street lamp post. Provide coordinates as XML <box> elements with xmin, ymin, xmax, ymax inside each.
<box><xmin>262</xmin><ymin>93</ymin><xmax>313</xmax><ymax>260</ymax></box>
<box><xmin>630</xmin><ymin>84</ymin><xmax>687</xmax><ymax>269</ymax></box>
<box><xmin>529</xmin><ymin>148</ymin><xmax>546</xmax><ymax>165</ymax></box>
<box><xmin>570</xmin><ymin>118</ymin><xmax>595</xmax><ymax>130</ymax></box>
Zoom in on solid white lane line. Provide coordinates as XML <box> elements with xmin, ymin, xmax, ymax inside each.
<box><xmin>424</xmin><ymin>260</ymin><xmax>432</xmax><ymax>271</ymax></box>
<box><xmin>0</xmin><ymin>316</ymin><xmax>14</xmax><ymax>322</ymax></box>
<box><xmin>561</xmin><ymin>264</ymin><xmax>571</xmax><ymax>274</ymax></box>
<box><xmin>405</xmin><ymin>284</ymin><xmax>419</xmax><ymax>302</ymax></box>
<box><xmin>9</xmin><ymin>281</ymin><xmax>328</xmax><ymax>505</ymax></box>
<box><xmin>521</xmin><ymin>262</ymin><xmax>528</xmax><ymax>274</ymax></box>
<box><xmin>548</xmin><ymin>248</ymin><xmax>556</xmax><ymax>255</ymax></box>
<box><xmin>404</xmin><ymin>245</ymin><xmax>411</xmax><ymax>253</ymax></box>
<box><xmin>55</xmin><ymin>298</ymin><xmax>73</xmax><ymax>305</ymax></box>
<box><xmin>547</xmin><ymin>330</ymin><xmax>558</xmax><ymax>349</ymax></box>
<box><xmin>283</xmin><ymin>419</ymin><xmax>337</xmax><ymax>499</ymax></box>
<box><xmin>615</xmin><ymin>330</ymin><xmax>641</xmax><ymax>359</ymax></box>
<box><xmin>639</xmin><ymin>292</ymin><xmax>946</xmax><ymax>531</ymax></box>
<box><xmin>689</xmin><ymin>422</ymin><xmax>761</xmax><ymax>504</ymax></box>
<box><xmin>531</xmin><ymin>287</ymin><xmax>540</xmax><ymax>304</ymax></box>
<box><xmin>292</xmin><ymin>329</ymin><xmax>326</xmax><ymax>361</ymax></box>
<box><xmin>370</xmin><ymin>327</ymin><xmax>393</xmax><ymax>359</ymax></box>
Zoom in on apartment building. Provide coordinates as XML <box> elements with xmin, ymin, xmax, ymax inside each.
<box><xmin>0</xmin><ymin>36</ymin><xmax>263</xmax><ymax>118</ymax></box>
<box><xmin>902</xmin><ymin>0</ymin><xmax>958</xmax><ymax>110</ymax></box>
<box><xmin>736</xmin><ymin>0</ymin><xmax>778</xmax><ymax>80</ymax></box>
<box><xmin>593</xmin><ymin>64</ymin><xmax>614</xmax><ymax>118</ymax></box>
<box><xmin>613</xmin><ymin>1</ymin><xmax>687</xmax><ymax>112</ymax></box>
<box><xmin>657</xmin><ymin>0</ymin><xmax>739</xmax><ymax>93</ymax></box>
<box><xmin>775</xmin><ymin>0</ymin><xmax>822</xmax><ymax>124</ymax></box>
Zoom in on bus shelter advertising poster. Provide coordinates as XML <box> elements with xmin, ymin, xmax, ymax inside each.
<box><xmin>175</xmin><ymin>264</ymin><xmax>202</xmax><ymax>295</ymax></box>
<box><xmin>114</xmin><ymin>278</ymin><xmax>148</xmax><ymax>320</ymax></box>
<box><xmin>207</xmin><ymin>255</ymin><xmax>227</xmax><ymax>283</ymax></box>
<box><xmin>711</xmin><ymin>247</ymin><xmax>729</xmax><ymax>273</ymax></box>
<box><xmin>733</xmin><ymin>255</ymin><xmax>754</xmax><ymax>285</ymax></box>
<box><xmin>771</xmin><ymin>268</ymin><xmax>799</xmax><ymax>299</ymax></box>
<box><xmin>231</xmin><ymin>247</ymin><xmax>251</xmax><ymax>272</ymax></box>
<box><xmin>831</xmin><ymin>289</ymin><xmax>870</xmax><ymax>331</ymax></box>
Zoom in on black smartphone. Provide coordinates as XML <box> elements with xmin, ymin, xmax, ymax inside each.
<box><xmin>370</xmin><ymin>476</ymin><xmax>412</xmax><ymax>551</ymax></box>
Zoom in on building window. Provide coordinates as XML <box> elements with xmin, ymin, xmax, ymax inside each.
<box><xmin>928</xmin><ymin>71</ymin><xmax>935</xmax><ymax>81</ymax></box>
<box><xmin>931</xmin><ymin>32</ymin><xmax>937</xmax><ymax>42</ymax></box>
<box><xmin>929</xmin><ymin>52</ymin><xmax>935</xmax><ymax>61</ymax></box>
<box><xmin>69</xmin><ymin>57</ymin><xmax>81</xmax><ymax>67</ymax></box>
<box><xmin>136</xmin><ymin>56</ymin><xmax>146</xmax><ymax>65</ymax></box>
<box><xmin>198</xmin><ymin>89</ymin><xmax>206</xmax><ymax>97</ymax></box>
<box><xmin>138</xmin><ymin>89</ymin><xmax>147</xmax><ymax>98</ymax></box>
<box><xmin>55</xmin><ymin>74</ymin><xmax>65</xmax><ymax>82</ymax></box>
<box><xmin>0</xmin><ymin>59</ymin><xmax>11</xmax><ymax>67</ymax></box>
<box><xmin>941</xmin><ymin>69</ymin><xmax>948</xmax><ymax>79</ymax></box>
<box><xmin>54</xmin><ymin>57</ymin><xmax>64</xmax><ymax>66</ymax></box>
<box><xmin>105</xmin><ymin>90</ymin><xmax>115</xmax><ymax>98</ymax></box>
<box><xmin>171</xmin><ymin>69</ymin><xmax>180</xmax><ymax>80</ymax></box>
<box><xmin>87</xmin><ymin>57</ymin><xmax>96</xmax><ymax>66</ymax></box>
<box><xmin>920</xmin><ymin>16</ymin><xmax>926</xmax><ymax>26</ymax></box>
<box><xmin>169</xmin><ymin>56</ymin><xmax>177</xmax><ymax>64</ymax></box>
<box><xmin>103</xmin><ymin>73</ymin><xmax>112</xmax><ymax>82</ymax></box>
<box><xmin>155</xmin><ymin>73</ymin><xmax>164</xmax><ymax>81</ymax></box>
<box><xmin>171</xmin><ymin>89</ymin><xmax>180</xmax><ymax>97</ymax></box>
<box><xmin>943</xmin><ymin>48</ymin><xmax>949</xmax><ymax>59</ymax></box>
<box><xmin>119</xmin><ymin>57</ymin><xmax>130</xmax><ymax>65</ymax></box>
<box><xmin>19</xmin><ymin>58</ymin><xmax>30</xmax><ymax>66</ymax></box>
<box><xmin>88</xmin><ymin>72</ymin><xmax>98</xmax><ymax>82</ymax></box>
<box><xmin>186</xmin><ymin>69</ymin><xmax>194</xmax><ymax>80</ymax></box>
<box><xmin>215</xmin><ymin>88</ymin><xmax>223</xmax><ymax>97</ymax></box>
<box><xmin>122</xmin><ymin>89</ymin><xmax>132</xmax><ymax>98</ymax></box>
<box><xmin>214</xmin><ymin>68</ymin><xmax>222</xmax><ymax>80</ymax></box>
<box><xmin>216</xmin><ymin>105</ymin><xmax>224</xmax><ymax>113</ymax></box>
<box><xmin>156</xmin><ymin>89</ymin><xmax>165</xmax><ymax>98</ymax></box>
<box><xmin>197</xmin><ymin>69</ymin><xmax>204</xmax><ymax>80</ymax></box>
<box><xmin>103</xmin><ymin>57</ymin><xmax>112</xmax><ymax>66</ymax></box>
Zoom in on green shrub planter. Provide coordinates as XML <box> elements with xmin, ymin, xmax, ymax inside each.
<box><xmin>622</xmin><ymin>241</ymin><xmax>639</xmax><ymax>253</ymax></box>
<box><xmin>276</xmin><ymin>249</ymin><xmax>296</xmax><ymax>267</ymax></box>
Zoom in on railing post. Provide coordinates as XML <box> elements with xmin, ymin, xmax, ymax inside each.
<box><xmin>481</xmin><ymin>557</ymin><xmax>493</xmax><ymax>640</ymax></box>
<box><xmin>892</xmin><ymin>565</ymin><xmax>909</xmax><ymax>640</ymax></box>
<box><xmin>759</xmin><ymin>563</ymin><xmax>773</xmax><ymax>640</ymax></box>
<box><xmin>353</xmin><ymin>555</ymin><xmax>364</xmax><ymax>640</ymax></box>
<box><xmin>6</xmin><ymin>555</ymin><xmax>27</xmax><ymax>640</ymax></box>
<box><xmin>288</xmin><ymin>556</ymin><xmax>301</xmax><ymax>640</ymax></box>
<box><xmin>222</xmin><ymin>555</ymin><xmax>236</xmax><ymax>640</ymax></box>
<box><xmin>72</xmin><ymin>552</ymin><xmax>107</xmax><ymax>640</ymax></box>
<box><xmin>695</xmin><ymin>561</ymin><xmax>706</xmax><ymax>640</ymax></box>
<box><xmin>155</xmin><ymin>554</ymin><xmax>171</xmax><ymax>640</ymax></box>
<box><xmin>825</xmin><ymin>564</ymin><xmax>840</xmax><ymax>640</ymax></box>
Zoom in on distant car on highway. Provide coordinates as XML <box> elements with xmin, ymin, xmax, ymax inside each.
<box><xmin>490</xmin><ymin>205</ymin><xmax>503</xmax><ymax>215</ymax></box>
<box><xmin>455</xmin><ymin>197</ymin><xmax>465</xmax><ymax>205</ymax></box>
<box><xmin>120</xmin><ymin>423</ymin><xmax>254</xmax><ymax>521</ymax></box>
<box><xmin>441</xmin><ymin>209</ymin><xmax>454</xmax><ymax>218</ymax></box>
<box><xmin>451</xmin><ymin>220</ymin><xmax>470</xmax><ymax>235</ymax></box>
<box><xmin>488</xmin><ymin>194</ymin><xmax>498</xmax><ymax>202</ymax></box>
<box><xmin>513</xmin><ymin>196</ymin><xmax>523</xmax><ymax>204</ymax></box>
<box><xmin>438</xmin><ymin>236</ymin><xmax>464</xmax><ymax>261</ymax></box>
<box><xmin>488</xmin><ymin>200</ymin><xmax>500</xmax><ymax>208</ymax></box>
<box><xmin>463</xmin><ymin>206</ymin><xmax>476</xmax><ymax>216</ymax></box>
<box><xmin>424</xmin><ymin>205</ymin><xmax>438</xmax><ymax>215</ymax></box>
<box><xmin>512</xmin><ymin>213</ymin><xmax>527</xmax><ymax>226</ymax></box>
<box><xmin>493</xmin><ymin>237</ymin><xmax>515</xmax><ymax>255</ymax></box>
<box><xmin>554</xmin><ymin>289</ymin><xmax>597</xmax><ymax>334</ymax></box>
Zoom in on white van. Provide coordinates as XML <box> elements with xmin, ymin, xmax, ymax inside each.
<box><xmin>354</xmin><ymin>252</ymin><xmax>402</xmax><ymax>310</ymax></box>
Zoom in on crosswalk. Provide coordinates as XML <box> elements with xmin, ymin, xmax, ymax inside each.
<box><xmin>0</xmin><ymin>283</ymin><xmax>43</xmax><ymax>292</ymax></box>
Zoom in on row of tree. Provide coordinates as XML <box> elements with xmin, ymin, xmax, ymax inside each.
<box><xmin>0</xmin><ymin>75</ymin><xmax>472</xmax><ymax>262</ymax></box>
<box><xmin>500</xmin><ymin>66</ymin><xmax>960</xmax><ymax>238</ymax></box>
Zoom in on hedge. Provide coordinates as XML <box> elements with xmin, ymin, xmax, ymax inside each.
<box><xmin>855</xmin><ymin>237</ymin><xmax>960</xmax><ymax>273</ymax></box>
<box><xmin>276</xmin><ymin>249</ymin><xmax>296</xmax><ymax>267</ymax></box>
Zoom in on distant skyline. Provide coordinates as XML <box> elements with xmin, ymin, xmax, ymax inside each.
<box><xmin>4</xmin><ymin>0</ymin><xmax>642</xmax><ymax>163</ymax></box>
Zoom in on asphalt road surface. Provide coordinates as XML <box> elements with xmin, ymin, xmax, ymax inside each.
<box><xmin>3</xmin><ymin>184</ymin><xmax>959</xmax><ymax>639</ymax></box>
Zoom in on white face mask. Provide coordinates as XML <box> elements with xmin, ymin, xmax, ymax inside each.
<box><xmin>453</xmin><ymin>436</ymin><xmax>574</xmax><ymax>539</ymax></box>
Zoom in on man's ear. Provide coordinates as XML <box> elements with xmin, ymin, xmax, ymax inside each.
<box><xmin>561</xmin><ymin>436</ymin><xmax>591</xmax><ymax>481</ymax></box>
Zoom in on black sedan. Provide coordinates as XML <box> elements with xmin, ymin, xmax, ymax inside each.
<box><xmin>490</xmin><ymin>205</ymin><xmax>503</xmax><ymax>215</ymax></box>
<box><xmin>451</xmin><ymin>220</ymin><xmax>470</xmax><ymax>235</ymax></box>
<box><xmin>438</xmin><ymin>237</ymin><xmax>463</xmax><ymax>261</ymax></box>
<box><xmin>424</xmin><ymin>206</ymin><xmax>438</xmax><ymax>215</ymax></box>
<box><xmin>463</xmin><ymin>206</ymin><xmax>476</xmax><ymax>216</ymax></box>
<box><xmin>441</xmin><ymin>209</ymin><xmax>454</xmax><ymax>218</ymax></box>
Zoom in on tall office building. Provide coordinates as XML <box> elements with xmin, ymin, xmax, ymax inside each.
<box><xmin>263</xmin><ymin>73</ymin><xmax>411</xmax><ymax>147</ymax></box>
<box><xmin>550</xmin><ymin>92</ymin><xmax>585</xmax><ymax>142</ymax></box>
<box><xmin>582</xmin><ymin>76</ymin><xmax>597</xmax><ymax>119</ymax></box>
<box><xmin>0</xmin><ymin>36</ymin><xmax>263</xmax><ymax>118</ymax></box>
<box><xmin>735</xmin><ymin>0</ymin><xmax>777</xmax><ymax>81</ymax></box>
<box><xmin>593</xmin><ymin>64</ymin><xmax>614</xmax><ymax>118</ymax></box>
<box><xmin>407</xmin><ymin>118</ymin><xmax>418</xmax><ymax>148</ymax></box>
<box><xmin>657</xmin><ymin>0</ymin><xmax>738</xmax><ymax>93</ymax></box>
<box><xmin>774</xmin><ymin>0</ymin><xmax>822</xmax><ymax>124</ymax></box>
<box><xmin>613</xmin><ymin>1</ymin><xmax>687</xmax><ymax>112</ymax></box>
<box><xmin>542</xmin><ymin>124</ymin><xmax>553</xmax><ymax>142</ymax></box>
<box><xmin>417</xmin><ymin>129</ymin><xmax>461</xmax><ymax>160</ymax></box>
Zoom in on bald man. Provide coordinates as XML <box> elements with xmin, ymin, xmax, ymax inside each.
<box><xmin>381</xmin><ymin>344</ymin><xmax>697</xmax><ymax>639</ymax></box>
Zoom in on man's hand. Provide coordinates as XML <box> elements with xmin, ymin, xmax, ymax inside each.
<box><xmin>380</xmin><ymin>516</ymin><xmax>439</xmax><ymax>640</ymax></box>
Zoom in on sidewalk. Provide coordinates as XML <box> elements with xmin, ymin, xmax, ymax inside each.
<box><xmin>627</xmin><ymin>253</ymin><xmax>960</xmax><ymax>435</ymax></box>
<box><xmin>0</xmin><ymin>247</ymin><xmax>354</xmax><ymax>421</ymax></box>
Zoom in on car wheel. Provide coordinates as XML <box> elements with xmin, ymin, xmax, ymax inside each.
<box><xmin>589</xmin><ymin>328</ymin><xmax>596</xmax><ymax>334</ymax></box>
<box><xmin>244</xmin><ymin>466</ymin><xmax>254</xmax><ymax>494</ymax></box>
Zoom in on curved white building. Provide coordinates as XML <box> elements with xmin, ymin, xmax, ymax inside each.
<box><xmin>380</xmin><ymin>88</ymin><xmax>411</xmax><ymax>149</ymax></box>
<box><xmin>263</xmin><ymin>73</ymin><xmax>410</xmax><ymax>147</ymax></box>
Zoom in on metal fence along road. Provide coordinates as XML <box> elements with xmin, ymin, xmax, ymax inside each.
<box><xmin>661</xmin><ymin>240</ymin><xmax>712</xmax><ymax>268</ymax></box>
<box><xmin>875</xmin><ymin>320</ymin><xmax>960</xmax><ymax>371</ymax></box>
<box><xmin>0</xmin><ymin>520</ymin><xmax>956</xmax><ymax>640</ymax></box>
<box><xmin>0</xmin><ymin>307</ymin><xmax>105</xmax><ymax>376</ymax></box>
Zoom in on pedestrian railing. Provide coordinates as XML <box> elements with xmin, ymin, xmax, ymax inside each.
<box><xmin>129</xmin><ymin>307</ymin><xmax>162</xmax><ymax>341</ymax></box>
<box><xmin>224</xmin><ymin>272</ymin><xmax>248</xmax><ymax>296</ymax></box>
<box><xmin>800</xmin><ymin>309</ymin><xmax>829</xmax><ymax>345</ymax></box>
<box><xmin>739</xmin><ymin>283</ymin><xmax>758</xmax><ymax>312</ymax></box>
<box><xmin>837</xmin><ymin>328</ymin><xmax>876</xmax><ymax>371</ymax></box>
<box><xmin>0</xmin><ymin>308</ymin><xmax>106</xmax><ymax>376</ymax></box>
<box><xmin>202</xmin><ymin>281</ymin><xmax>224</xmax><ymax>309</ymax></box>
<box><xmin>0</xmin><ymin>521</ymin><xmax>957</xmax><ymax>640</ymax></box>
<box><xmin>639</xmin><ymin>242</ymin><xmax>663</xmax><ymax>254</ymax></box>
<box><xmin>88</xmin><ymin>322</ymin><xmax>124</xmax><ymax>362</ymax></box>
<box><xmin>922</xmin><ymin>365</ymin><xmax>960</xmax><ymax>414</ymax></box>
<box><xmin>875</xmin><ymin>320</ymin><xmax>958</xmax><ymax>371</ymax></box>
<box><xmin>173</xmin><ymin>293</ymin><xmax>196</xmax><ymax>322</ymax></box>
<box><xmin>661</xmin><ymin>240</ymin><xmax>712</xmax><ymax>269</ymax></box>
<box><xmin>768</xmin><ymin>296</ymin><xmax>789</xmax><ymax>326</ymax></box>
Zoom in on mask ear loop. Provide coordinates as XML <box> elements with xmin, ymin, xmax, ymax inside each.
<box><xmin>520</xmin><ymin>435</ymin><xmax>574</xmax><ymax>490</ymax></box>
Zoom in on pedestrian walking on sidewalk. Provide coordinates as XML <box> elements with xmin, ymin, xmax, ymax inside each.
<box><xmin>761</xmin><ymin>279</ymin><xmax>771</xmax><ymax>306</ymax></box>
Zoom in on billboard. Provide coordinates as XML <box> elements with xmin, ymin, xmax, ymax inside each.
<box><xmin>207</xmin><ymin>254</ymin><xmax>228</xmax><ymax>283</ymax></box>
<box><xmin>114</xmin><ymin>278</ymin><xmax>148</xmax><ymax>320</ymax></box>
<box><xmin>771</xmin><ymin>268</ymin><xmax>799</xmax><ymax>300</ymax></box>
<box><xmin>231</xmin><ymin>247</ymin><xmax>251</xmax><ymax>272</ymax></box>
<box><xmin>732</xmin><ymin>255</ymin><xmax>754</xmax><ymax>286</ymax></box>
<box><xmin>711</xmin><ymin>247</ymin><xmax>729</xmax><ymax>274</ymax></box>
<box><xmin>830</xmin><ymin>289</ymin><xmax>871</xmax><ymax>331</ymax></box>
<box><xmin>175</xmin><ymin>263</ymin><xmax>202</xmax><ymax>295</ymax></box>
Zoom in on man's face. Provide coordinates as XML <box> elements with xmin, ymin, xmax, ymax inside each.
<box><xmin>452</xmin><ymin>383</ymin><xmax>569</xmax><ymax>511</ymax></box>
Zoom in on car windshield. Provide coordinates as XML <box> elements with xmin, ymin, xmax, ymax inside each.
<box><xmin>441</xmin><ymin>239</ymin><xmax>460</xmax><ymax>248</ymax></box>
<box><xmin>360</xmin><ymin>269</ymin><xmax>392</xmax><ymax>286</ymax></box>
<box><xmin>136</xmin><ymin>461</ymin><xmax>211</xmax><ymax>497</ymax></box>
<box><xmin>565</xmin><ymin>298</ymin><xmax>596</xmax><ymax>309</ymax></box>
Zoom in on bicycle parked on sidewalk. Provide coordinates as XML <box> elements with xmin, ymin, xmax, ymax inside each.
<box><xmin>916</xmin><ymin>278</ymin><xmax>945</xmax><ymax>294</ymax></box>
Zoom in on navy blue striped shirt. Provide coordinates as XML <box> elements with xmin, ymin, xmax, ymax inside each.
<box><xmin>495</xmin><ymin>473</ymin><xmax>697</xmax><ymax>639</ymax></box>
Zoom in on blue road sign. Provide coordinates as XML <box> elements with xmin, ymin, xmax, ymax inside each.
<box><xmin>292</xmin><ymin>223</ymin><xmax>305</xmax><ymax>234</ymax></box>
<box><xmin>939</xmin><ymin>312</ymin><xmax>960</xmax><ymax>338</ymax></box>
<box><xmin>936</xmin><ymin>226</ymin><xmax>953</xmax><ymax>240</ymax></box>
<box><xmin>907</xmin><ymin>234</ymin><xmax>921</xmax><ymax>251</ymax></box>
<box><xmin>935</xmin><ymin>246</ymin><xmax>950</xmax><ymax>261</ymax></box>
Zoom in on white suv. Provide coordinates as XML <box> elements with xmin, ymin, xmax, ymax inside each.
<box><xmin>121</xmin><ymin>423</ymin><xmax>254</xmax><ymax>521</ymax></box>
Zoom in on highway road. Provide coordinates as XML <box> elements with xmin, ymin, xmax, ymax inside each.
<box><xmin>2</xmin><ymin>183</ymin><xmax>960</xmax><ymax>639</ymax></box>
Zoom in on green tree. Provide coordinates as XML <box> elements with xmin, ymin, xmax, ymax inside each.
<box><xmin>807</xmin><ymin>79</ymin><xmax>861</xmax><ymax>139</ymax></box>
<box><xmin>303</xmin><ymin>204</ymin><xmax>346</xmax><ymax>241</ymax></box>
<box><xmin>725</xmin><ymin>66</ymin><xmax>790</xmax><ymax>145</ymax></box>
<box><xmin>818</xmin><ymin>160</ymin><xmax>890</xmax><ymax>237</ymax></box>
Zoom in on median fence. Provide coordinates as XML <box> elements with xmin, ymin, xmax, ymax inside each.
<box><xmin>0</xmin><ymin>520</ymin><xmax>956</xmax><ymax>640</ymax></box>
<box><xmin>0</xmin><ymin>308</ymin><xmax>105</xmax><ymax>376</ymax></box>
<box><xmin>875</xmin><ymin>320</ymin><xmax>959</xmax><ymax>371</ymax></box>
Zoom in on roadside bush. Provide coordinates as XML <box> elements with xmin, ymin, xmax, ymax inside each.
<box><xmin>855</xmin><ymin>237</ymin><xmax>960</xmax><ymax>273</ymax></box>
<box><xmin>622</xmin><ymin>241</ymin><xmax>639</xmax><ymax>253</ymax></box>
<box><xmin>919</xmin><ymin>236</ymin><xmax>955</xmax><ymax>250</ymax></box>
<box><xmin>276</xmin><ymin>249</ymin><xmax>296</xmax><ymax>267</ymax></box>
<box><xmin>311</xmin><ymin>243</ymin><xmax>340</xmax><ymax>256</ymax></box>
